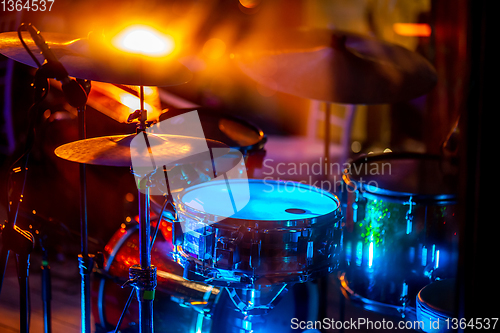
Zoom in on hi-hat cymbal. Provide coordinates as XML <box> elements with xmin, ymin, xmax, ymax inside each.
<box><xmin>54</xmin><ymin>133</ymin><xmax>228</xmax><ymax>168</ymax></box>
<box><xmin>234</xmin><ymin>29</ymin><xmax>437</xmax><ymax>104</ymax></box>
<box><xmin>0</xmin><ymin>31</ymin><xmax>192</xmax><ymax>86</ymax></box>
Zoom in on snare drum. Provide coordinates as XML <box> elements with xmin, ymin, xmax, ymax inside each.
<box><xmin>341</xmin><ymin>153</ymin><xmax>459</xmax><ymax>315</ymax></box>
<box><xmin>173</xmin><ymin>179</ymin><xmax>343</xmax><ymax>289</ymax></box>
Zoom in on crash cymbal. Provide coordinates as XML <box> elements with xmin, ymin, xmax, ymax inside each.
<box><xmin>234</xmin><ymin>29</ymin><xmax>437</xmax><ymax>104</ymax></box>
<box><xmin>0</xmin><ymin>31</ymin><xmax>192</xmax><ymax>86</ymax></box>
<box><xmin>54</xmin><ymin>133</ymin><xmax>228</xmax><ymax>168</ymax></box>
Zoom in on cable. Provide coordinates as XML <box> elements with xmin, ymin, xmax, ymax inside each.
<box><xmin>17</xmin><ymin>23</ymin><xmax>42</xmax><ymax>68</ymax></box>
<box><xmin>113</xmin><ymin>289</ymin><xmax>134</xmax><ymax>333</ymax></box>
<box><xmin>6</xmin><ymin>25</ymin><xmax>49</xmax><ymax>221</ymax></box>
<box><xmin>150</xmin><ymin>195</ymin><xmax>172</xmax><ymax>252</ymax></box>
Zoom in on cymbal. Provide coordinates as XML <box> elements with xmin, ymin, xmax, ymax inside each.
<box><xmin>54</xmin><ymin>133</ymin><xmax>228</xmax><ymax>168</ymax></box>
<box><xmin>234</xmin><ymin>29</ymin><xmax>437</xmax><ymax>104</ymax></box>
<box><xmin>0</xmin><ymin>31</ymin><xmax>192</xmax><ymax>86</ymax></box>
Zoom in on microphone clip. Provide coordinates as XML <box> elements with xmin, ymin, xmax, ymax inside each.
<box><xmin>34</xmin><ymin>62</ymin><xmax>88</xmax><ymax>108</ymax></box>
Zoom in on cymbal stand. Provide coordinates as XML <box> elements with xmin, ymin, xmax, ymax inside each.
<box><xmin>76</xmin><ymin>79</ymin><xmax>92</xmax><ymax>333</ymax></box>
<box><xmin>130</xmin><ymin>86</ymin><xmax>157</xmax><ymax>333</ymax></box>
<box><xmin>38</xmin><ymin>234</ymin><xmax>51</xmax><ymax>333</ymax></box>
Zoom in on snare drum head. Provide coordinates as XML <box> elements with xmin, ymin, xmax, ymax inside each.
<box><xmin>178</xmin><ymin>179</ymin><xmax>340</xmax><ymax>222</ymax></box>
<box><xmin>345</xmin><ymin>153</ymin><xmax>457</xmax><ymax>201</ymax></box>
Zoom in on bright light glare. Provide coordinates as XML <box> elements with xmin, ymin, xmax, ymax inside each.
<box><xmin>393</xmin><ymin>23</ymin><xmax>431</xmax><ymax>37</ymax></box>
<box><xmin>112</xmin><ymin>25</ymin><xmax>175</xmax><ymax>56</ymax></box>
<box><xmin>120</xmin><ymin>94</ymin><xmax>153</xmax><ymax>113</ymax></box>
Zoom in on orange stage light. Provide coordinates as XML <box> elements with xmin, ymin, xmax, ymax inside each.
<box><xmin>393</xmin><ymin>23</ymin><xmax>432</xmax><ymax>37</ymax></box>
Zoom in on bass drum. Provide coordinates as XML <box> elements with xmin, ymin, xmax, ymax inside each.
<box><xmin>341</xmin><ymin>153</ymin><xmax>459</xmax><ymax>316</ymax></box>
<box><xmin>93</xmin><ymin>221</ymin><xmax>320</xmax><ymax>333</ymax></box>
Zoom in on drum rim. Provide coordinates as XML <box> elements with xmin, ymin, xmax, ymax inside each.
<box><xmin>416</xmin><ymin>278</ymin><xmax>456</xmax><ymax>318</ymax></box>
<box><xmin>343</xmin><ymin>152</ymin><xmax>457</xmax><ymax>203</ymax></box>
<box><xmin>159</xmin><ymin>107</ymin><xmax>267</xmax><ymax>153</ymax></box>
<box><xmin>176</xmin><ymin>178</ymin><xmax>342</xmax><ymax>226</ymax></box>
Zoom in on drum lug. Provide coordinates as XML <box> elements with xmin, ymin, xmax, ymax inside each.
<box><xmin>399</xmin><ymin>281</ymin><xmax>409</xmax><ymax>317</ymax></box>
<box><xmin>298</xmin><ymin>232</ymin><xmax>314</xmax><ymax>265</ymax></box>
<box><xmin>404</xmin><ymin>197</ymin><xmax>414</xmax><ymax>235</ymax></box>
<box><xmin>172</xmin><ymin>220</ymin><xmax>184</xmax><ymax>246</ymax></box>
<box><xmin>249</xmin><ymin>240</ymin><xmax>261</xmax><ymax>269</ymax></box>
<box><xmin>352</xmin><ymin>193</ymin><xmax>366</xmax><ymax>224</ymax></box>
<box><xmin>215</xmin><ymin>239</ymin><xmax>241</xmax><ymax>270</ymax></box>
<box><xmin>215</xmin><ymin>247</ymin><xmax>237</xmax><ymax>270</ymax></box>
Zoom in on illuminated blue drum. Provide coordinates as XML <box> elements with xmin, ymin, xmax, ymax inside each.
<box><xmin>341</xmin><ymin>153</ymin><xmax>459</xmax><ymax>316</ymax></box>
<box><xmin>173</xmin><ymin>179</ymin><xmax>343</xmax><ymax>289</ymax></box>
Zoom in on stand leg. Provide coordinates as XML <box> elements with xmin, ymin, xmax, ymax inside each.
<box><xmin>40</xmin><ymin>241</ymin><xmax>52</xmax><ymax>333</ymax></box>
<box><xmin>16</xmin><ymin>253</ymin><xmax>31</xmax><ymax>333</ymax></box>
<box><xmin>78</xmin><ymin>102</ymin><xmax>91</xmax><ymax>333</ymax></box>
<box><xmin>75</xmin><ymin>78</ymin><xmax>92</xmax><ymax>333</ymax></box>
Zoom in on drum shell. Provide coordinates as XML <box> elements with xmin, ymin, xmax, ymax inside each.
<box><xmin>175</xmin><ymin>179</ymin><xmax>343</xmax><ymax>288</ymax></box>
<box><xmin>341</xmin><ymin>153</ymin><xmax>459</xmax><ymax>312</ymax></box>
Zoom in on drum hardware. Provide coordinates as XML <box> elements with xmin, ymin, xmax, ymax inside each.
<box><xmin>404</xmin><ymin>197</ymin><xmax>414</xmax><ymax>235</ymax></box>
<box><xmin>416</xmin><ymin>279</ymin><xmax>456</xmax><ymax>333</ymax></box>
<box><xmin>94</xmin><ymin>212</ymin><xmax>322</xmax><ymax>333</ymax></box>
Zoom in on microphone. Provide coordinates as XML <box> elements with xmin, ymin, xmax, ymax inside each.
<box><xmin>26</xmin><ymin>23</ymin><xmax>88</xmax><ymax>108</ymax></box>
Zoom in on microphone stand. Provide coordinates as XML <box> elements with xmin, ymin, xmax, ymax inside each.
<box><xmin>0</xmin><ymin>24</ymin><xmax>90</xmax><ymax>333</ymax></box>
<box><xmin>0</xmin><ymin>61</ymin><xmax>49</xmax><ymax>333</ymax></box>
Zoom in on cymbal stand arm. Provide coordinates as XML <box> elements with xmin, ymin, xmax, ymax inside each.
<box><xmin>138</xmin><ymin>85</ymin><xmax>148</xmax><ymax>132</ymax></box>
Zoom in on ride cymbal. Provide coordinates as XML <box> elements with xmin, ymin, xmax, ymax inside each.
<box><xmin>0</xmin><ymin>31</ymin><xmax>192</xmax><ymax>86</ymax></box>
<box><xmin>234</xmin><ymin>29</ymin><xmax>437</xmax><ymax>104</ymax></box>
<box><xmin>54</xmin><ymin>133</ymin><xmax>228</xmax><ymax>168</ymax></box>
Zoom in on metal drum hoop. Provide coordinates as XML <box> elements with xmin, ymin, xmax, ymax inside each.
<box><xmin>343</xmin><ymin>152</ymin><xmax>457</xmax><ymax>204</ymax></box>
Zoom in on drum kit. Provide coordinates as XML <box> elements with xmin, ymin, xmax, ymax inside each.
<box><xmin>0</xmin><ymin>20</ymin><xmax>459</xmax><ymax>333</ymax></box>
